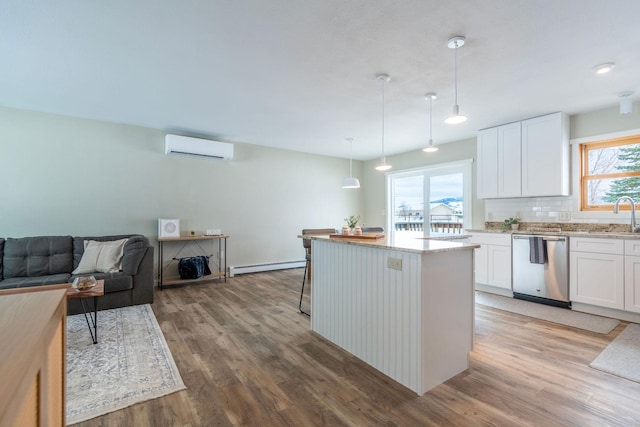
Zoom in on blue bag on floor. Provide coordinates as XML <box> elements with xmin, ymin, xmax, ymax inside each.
<box><xmin>178</xmin><ymin>256</ymin><xmax>212</xmax><ymax>279</ymax></box>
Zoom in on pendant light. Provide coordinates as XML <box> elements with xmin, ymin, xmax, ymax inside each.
<box><xmin>445</xmin><ymin>36</ymin><xmax>467</xmax><ymax>125</ymax></box>
<box><xmin>375</xmin><ymin>74</ymin><xmax>392</xmax><ymax>171</ymax></box>
<box><xmin>423</xmin><ymin>93</ymin><xmax>438</xmax><ymax>153</ymax></box>
<box><xmin>341</xmin><ymin>138</ymin><xmax>361</xmax><ymax>189</ymax></box>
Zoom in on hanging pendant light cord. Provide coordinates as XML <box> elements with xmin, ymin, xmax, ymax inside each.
<box><xmin>381</xmin><ymin>79</ymin><xmax>386</xmax><ymax>162</ymax></box>
<box><xmin>429</xmin><ymin>96</ymin><xmax>433</xmax><ymax>141</ymax></box>
<box><xmin>453</xmin><ymin>42</ymin><xmax>459</xmax><ymax>107</ymax></box>
<box><xmin>349</xmin><ymin>139</ymin><xmax>353</xmax><ymax>176</ymax></box>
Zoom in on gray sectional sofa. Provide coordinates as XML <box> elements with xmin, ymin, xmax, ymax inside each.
<box><xmin>0</xmin><ymin>234</ymin><xmax>154</xmax><ymax>315</ymax></box>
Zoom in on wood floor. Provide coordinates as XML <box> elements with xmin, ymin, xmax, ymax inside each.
<box><xmin>72</xmin><ymin>269</ymin><xmax>640</xmax><ymax>427</ymax></box>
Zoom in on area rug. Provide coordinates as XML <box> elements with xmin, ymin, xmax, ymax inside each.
<box><xmin>475</xmin><ymin>291</ymin><xmax>620</xmax><ymax>334</ymax></box>
<box><xmin>66</xmin><ymin>304</ymin><xmax>186</xmax><ymax>425</ymax></box>
<box><xmin>590</xmin><ymin>323</ymin><xmax>640</xmax><ymax>383</ymax></box>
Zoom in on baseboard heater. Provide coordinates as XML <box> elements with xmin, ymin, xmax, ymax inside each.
<box><xmin>228</xmin><ymin>260</ymin><xmax>305</xmax><ymax>277</ymax></box>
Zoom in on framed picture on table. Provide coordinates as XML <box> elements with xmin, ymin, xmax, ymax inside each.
<box><xmin>158</xmin><ymin>218</ymin><xmax>180</xmax><ymax>238</ymax></box>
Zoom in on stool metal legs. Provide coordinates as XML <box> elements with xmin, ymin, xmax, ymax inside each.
<box><xmin>299</xmin><ymin>257</ymin><xmax>311</xmax><ymax>316</ymax></box>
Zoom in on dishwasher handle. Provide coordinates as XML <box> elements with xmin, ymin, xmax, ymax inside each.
<box><xmin>513</xmin><ymin>235</ymin><xmax>567</xmax><ymax>242</ymax></box>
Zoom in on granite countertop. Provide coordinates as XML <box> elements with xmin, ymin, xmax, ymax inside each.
<box><xmin>301</xmin><ymin>234</ymin><xmax>480</xmax><ymax>255</ymax></box>
<box><xmin>466</xmin><ymin>227</ymin><xmax>640</xmax><ymax>240</ymax></box>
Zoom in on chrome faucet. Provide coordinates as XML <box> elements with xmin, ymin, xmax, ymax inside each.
<box><xmin>613</xmin><ymin>196</ymin><xmax>639</xmax><ymax>232</ymax></box>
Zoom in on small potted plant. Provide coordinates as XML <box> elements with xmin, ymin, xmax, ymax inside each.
<box><xmin>345</xmin><ymin>214</ymin><xmax>360</xmax><ymax>232</ymax></box>
<box><xmin>503</xmin><ymin>217</ymin><xmax>520</xmax><ymax>230</ymax></box>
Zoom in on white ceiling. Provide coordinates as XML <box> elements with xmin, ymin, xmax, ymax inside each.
<box><xmin>1</xmin><ymin>0</ymin><xmax>639</xmax><ymax>160</ymax></box>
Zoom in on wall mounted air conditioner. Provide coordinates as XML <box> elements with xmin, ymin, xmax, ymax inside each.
<box><xmin>165</xmin><ymin>134</ymin><xmax>233</xmax><ymax>160</ymax></box>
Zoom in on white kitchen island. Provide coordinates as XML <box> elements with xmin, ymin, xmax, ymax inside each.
<box><xmin>306</xmin><ymin>235</ymin><xmax>479</xmax><ymax>395</ymax></box>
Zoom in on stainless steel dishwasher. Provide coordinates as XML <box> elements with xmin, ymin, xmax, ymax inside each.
<box><xmin>512</xmin><ymin>234</ymin><xmax>570</xmax><ymax>308</ymax></box>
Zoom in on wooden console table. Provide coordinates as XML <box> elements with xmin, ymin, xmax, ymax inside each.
<box><xmin>157</xmin><ymin>235</ymin><xmax>229</xmax><ymax>290</ymax></box>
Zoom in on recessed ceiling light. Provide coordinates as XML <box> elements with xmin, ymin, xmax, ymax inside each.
<box><xmin>593</xmin><ymin>62</ymin><xmax>615</xmax><ymax>75</ymax></box>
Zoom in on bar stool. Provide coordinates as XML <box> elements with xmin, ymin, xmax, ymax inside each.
<box><xmin>299</xmin><ymin>228</ymin><xmax>336</xmax><ymax>316</ymax></box>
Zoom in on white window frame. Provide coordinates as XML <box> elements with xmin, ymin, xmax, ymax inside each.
<box><xmin>385</xmin><ymin>159</ymin><xmax>473</xmax><ymax>240</ymax></box>
<box><xmin>571</xmin><ymin>128</ymin><xmax>640</xmax><ymax>220</ymax></box>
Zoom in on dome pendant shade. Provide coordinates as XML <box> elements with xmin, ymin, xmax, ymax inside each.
<box><xmin>423</xmin><ymin>139</ymin><xmax>438</xmax><ymax>153</ymax></box>
<box><xmin>375</xmin><ymin>161</ymin><xmax>392</xmax><ymax>171</ymax></box>
<box><xmin>341</xmin><ymin>176</ymin><xmax>361</xmax><ymax>188</ymax></box>
<box><xmin>445</xmin><ymin>104</ymin><xmax>467</xmax><ymax>124</ymax></box>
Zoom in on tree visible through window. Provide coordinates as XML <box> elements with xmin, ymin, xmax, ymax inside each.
<box><xmin>581</xmin><ymin>135</ymin><xmax>640</xmax><ymax>211</ymax></box>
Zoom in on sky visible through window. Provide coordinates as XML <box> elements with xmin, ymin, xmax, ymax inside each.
<box><xmin>394</xmin><ymin>173</ymin><xmax>463</xmax><ymax>212</ymax></box>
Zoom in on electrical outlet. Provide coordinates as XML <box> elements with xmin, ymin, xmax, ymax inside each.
<box><xmin>487</xmin><ymin>212</ymin><xmax>493</xmax><ymax>220</ymax></box>
<box><xmin>387</xmin><ymin>257</ymin><xmax>402</xmax><ymax>271</ymax></box>
<box><xmin>559</xmin><ymin>212</ymin><xmax>571</xmax><ymax>221</ymax></box>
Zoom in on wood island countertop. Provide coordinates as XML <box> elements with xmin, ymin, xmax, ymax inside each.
<box><xmin>300</xmin><ymin>234</ymin><xmax>479</xmax><ymax>254</ymax></box>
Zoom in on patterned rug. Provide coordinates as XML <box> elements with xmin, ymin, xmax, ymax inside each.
<box><xmin>66</xmin><ymin>304</ymin><xmax>186</xmax><ymax>425</ymax></box>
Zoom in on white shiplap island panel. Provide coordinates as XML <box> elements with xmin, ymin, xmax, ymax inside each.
<box><xmin>309</xmin><ymin>236</ymin><xmax>478</xmax><ymax>395</ymax></box>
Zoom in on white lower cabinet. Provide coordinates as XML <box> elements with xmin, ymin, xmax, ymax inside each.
<box><xmin>624</xmin><ymin>240</ymin><xmax>640</xmax><ymax>313</ymax></box>
<box><xmin>474</xmin><ymin>242</ymin><xmax>488</xmax><ymax>285</ymax></box>
<box><xmin>470</xmin><ymin>233</ymin><xmax>511</xmax><ymax>290</ymax></box>
<box><xmin>570</xmin><ymin>238</ymin><xmax>624</xmax><ymax>310</ymax></box>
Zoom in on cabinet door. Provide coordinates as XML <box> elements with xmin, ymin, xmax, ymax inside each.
<box><xmin>498</xmin><ymin>122</ymin><xmax>521</xmax><ymax>198</ymax></box>
<box><xmin>477</xmin><ymin>128</ymin><xmax>498</xmax><ymax>199</ymax></box>
<box><xmin>488</xmin><ymin>245</ymin><xmax>512</xmax><ymax>290</ymax></box>
<box><xmin>570</xmin><ymin>251</ymin><xmax>624</xmax><ymax>309</ymax></box>
<box><xmin>521</xmin><ymin>112</ymin><xmax>569</xmax><ymax>197</ymax></box>
<box><xmin>625</xmin><ymin>256</ymin><xmax>640</xmax><ymax>313</ymax></box>
<box><xmin>474</xmin><ymin>244</ymin><xmax>488</xmax><ymax>285</ymax></box>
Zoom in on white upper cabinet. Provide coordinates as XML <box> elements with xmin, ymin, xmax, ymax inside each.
<box><xmin>521</xmin><ymin>112</ymin><xmax>570</xmax><ymax>197</ymax></box>
<box><xmin>498</xmin><ymin>122</ymin><xmax>522</xmax><ymax>198</ymax></box>
<box><xmin>477</xmin><ymin>122</ymin><xmax>521</xmax><ymax>199</ymax></box>
<box><xmin>476</xmin><ymin>127</ymin><xmax>499</xmax><ymax>199</ymax></box>
<box><xmin>476</xmin><ymin>112</ymin><xmax>569</xmax><ymax>199</ymax></box>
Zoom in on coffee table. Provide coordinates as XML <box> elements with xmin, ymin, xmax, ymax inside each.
<box><xmin>66</xmin><ymin>279</ymin><xmax>104</xmax><ymax>344</ymax></box>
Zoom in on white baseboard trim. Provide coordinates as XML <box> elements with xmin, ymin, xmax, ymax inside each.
<box><xmin>228</xmin><ymin>260</ymin><xmax>305</xmax><ymax>277</ymax></box>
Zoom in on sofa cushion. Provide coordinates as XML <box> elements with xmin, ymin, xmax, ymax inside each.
<box><xmin>0</xmin><ymin>238</ymin><xmax>4</xmax><ymax>280</ymax></box>
<box><xmin>72</xmin><ymin>238</ymin><xmax>128</xmax><ymax>274</ymax></box>
<box><xmin>3</xmin><ymin>236</ymin><xmax>73</xmax><ymax>278</ymax></box>
<box><xmin>73</xmin><ymin>235</ymin><xmax>149</xmax><ymax>275</ymax></box>
<box><xmin>70</xmin><ymin>272</ymin><xmax>133</xmax><ymax>293</ymax></box>
<box><xmin>0</xmin><ymin>273</ymin><xmax>71</xmax><ymax>289</ymax></box>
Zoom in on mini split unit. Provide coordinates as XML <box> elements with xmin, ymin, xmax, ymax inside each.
<box><xmin>165</xmin><ymin>134</ymin><xmax>234</xmax><ymax>160</ymax></box>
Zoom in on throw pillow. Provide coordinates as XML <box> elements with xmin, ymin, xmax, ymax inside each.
<box><xmin>72</xmin><ymin>238</ymin><xmax>128</xmax><ymax>274</ymax></box>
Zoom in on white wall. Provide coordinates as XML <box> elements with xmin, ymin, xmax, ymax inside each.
<box><xmin>363</xmin><ymin>137</ymin><xmax>485</xmax><ymax>230</ymax></box>
<box><xmin>0</xmin><ymin>107</ymin><xmax>363</xmax><ymax>268</ymax></box>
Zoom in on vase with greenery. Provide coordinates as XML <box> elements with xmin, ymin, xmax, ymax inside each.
<box><xmin>502</xmin><ymin>217</ymin><xmax>520</xmax><ymax>230</ymax></box>
<box><xmin>345</xmin><ymin>214</ymin><xmax>360</xmax><ymax>232</ymax></box>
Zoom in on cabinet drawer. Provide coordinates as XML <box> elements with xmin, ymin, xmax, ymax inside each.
<box><xmin>625</xmin><ymin>240</ymin><xmax>640</xmax><ymax>256</ymax></box>
<box><xmin>570</xmin><ymin>237</ymin><xmax>623</xmax><ymax>255</ymax></box>
<box><xmin>470</xmin><ymin>233</ymin><xmax>511</xmax><ymax>246</ymax></box>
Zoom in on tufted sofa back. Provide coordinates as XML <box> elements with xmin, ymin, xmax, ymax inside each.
<box><xmin>3</xmin><ymin>236</ymin><xmax>73</xmax><ymax>278</ymax></box>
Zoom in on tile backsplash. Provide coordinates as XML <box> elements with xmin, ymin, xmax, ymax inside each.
<box><xmin>484</xmin><ymin>195</ymin><xmax>629</xmax><ymax>225</ymax></box>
